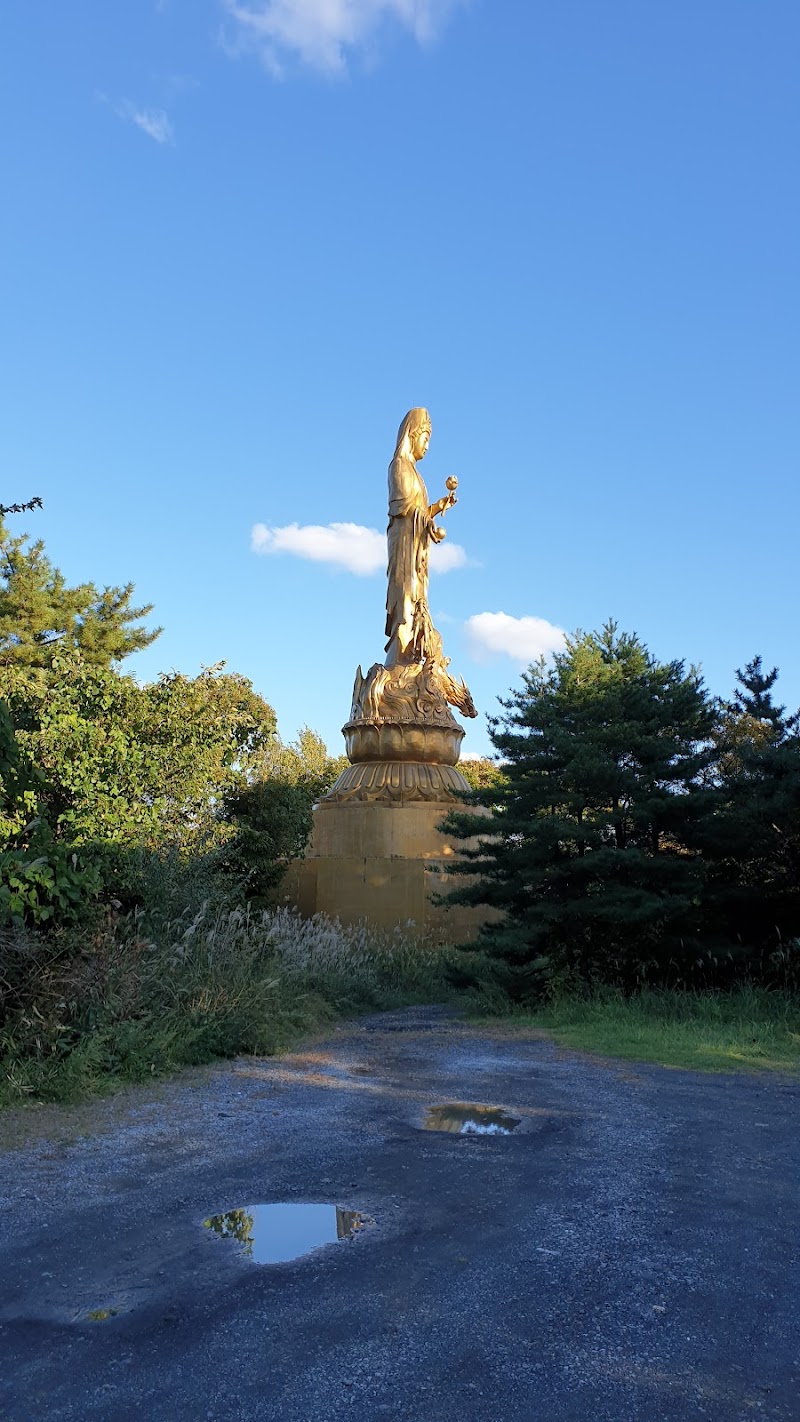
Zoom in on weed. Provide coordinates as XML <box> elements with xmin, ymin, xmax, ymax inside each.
<box><xmin>0</xmin><ymin>905</ymin><xmax>458</xmax><ymax>1105</ymax></box>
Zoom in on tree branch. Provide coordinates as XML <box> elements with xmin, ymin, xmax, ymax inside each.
<box><xmin>1</xmin><ymin>497</ymin><xmax>43</xmax><ymax>516</ymax></box>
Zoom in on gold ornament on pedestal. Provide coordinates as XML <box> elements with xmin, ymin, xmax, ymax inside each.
<box><xmin>324</xmin><ymin>407</ymin><xmax>478</xmax><ymax>804</ymax></box>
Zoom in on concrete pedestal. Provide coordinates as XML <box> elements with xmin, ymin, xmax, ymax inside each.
<box><xmin>281</xmin><ymin>798</ymin><xmax>496</xmax><ymax>942</ymax></box>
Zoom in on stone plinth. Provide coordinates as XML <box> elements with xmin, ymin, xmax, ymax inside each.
<box><xmin>281</xmin><ymin>798</ymin><xmax>497</xmax><ymax>942</ymax></box>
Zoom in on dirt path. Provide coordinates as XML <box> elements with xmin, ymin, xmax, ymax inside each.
<box><xmin>1</xmin><ymin>1006</ymin><xmax>798</xmax><ymax>1421</ymax></box>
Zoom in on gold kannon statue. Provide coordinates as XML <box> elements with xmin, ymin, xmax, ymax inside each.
<box><xmin>385</xmin><ymin>407</ymin><xmax>455</xmax><ymax>668</ymax></box>
<box><xmin>325</xmin><ymin>407</ymin><xmax>477</xmax><ymax>804</ymax></box>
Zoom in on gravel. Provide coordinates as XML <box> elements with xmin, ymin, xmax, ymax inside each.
<box><xmin>0</xmin><ymin>1005</ymin><xmax>798</xmax><ymax>1421</ymax></box>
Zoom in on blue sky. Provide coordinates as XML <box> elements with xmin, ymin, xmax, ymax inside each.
<box><xmin>2</xmin><ymin>1</ymin><xmax>798</xmax><ymax>756</ymax></box>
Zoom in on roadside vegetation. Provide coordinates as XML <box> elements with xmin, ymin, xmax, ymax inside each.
<box><xmin>0</xmin><ymin>900</ymin><xmax>459</xmax><ymax>1106</ymax></box>
<box><xmin>1</xmin><ymin>508</ymin><xmax>799</xmax><ymax>1102</ymax></box>
<box><xmin>445</xmin><ymin>624</ymin><xmax>800</xmax><ymax>1072</ymax></box>
<box><xmin>479</xmin><ymin>987</ymin><xmax>800</xmax><ymax>1074</ymax></box>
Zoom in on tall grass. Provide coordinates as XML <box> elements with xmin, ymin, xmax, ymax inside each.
<box><xmin>0</xmin><ymin>905</ymin><xmax>457</xmax><ymax>1106</ymax></box>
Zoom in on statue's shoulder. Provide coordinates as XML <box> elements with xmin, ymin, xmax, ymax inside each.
<box><xmin>388</xmin><ymin>454</ymin><xmax>420</xmax><ymax>494</ymax></box>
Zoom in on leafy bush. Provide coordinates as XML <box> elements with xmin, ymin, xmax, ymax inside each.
<box><xmin>0</xmin><ymin>830</ymin><xmax>101</xmax><ymax>927</ymax></box>
<box><xmin>220</xmin><ymin>780</ymin><xmax>316</xmax><ymax>904</ymax></box>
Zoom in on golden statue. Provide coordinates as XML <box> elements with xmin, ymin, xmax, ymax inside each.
<box><xmin>325</xmin><ymin>408</ymin><xmax>477</xmax><ymax>804</ymax></box>
<box><xmin>385</xmin><ymin>407</ymin><xmax>456</xmax><ymax>668</ymax></box>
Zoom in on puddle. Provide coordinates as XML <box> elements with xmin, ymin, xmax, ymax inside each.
<box><xmin>203</xmin><ymin>1203</ymin><xmax>367</xmax><ymax>1264</ymax></box>
<box><xmin>423</xmin><ymin>1103</ymin><xmax>521</xmax><ymax>1135</ymax></box>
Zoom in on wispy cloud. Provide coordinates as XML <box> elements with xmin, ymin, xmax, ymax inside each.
<box><xmin>113</xmin><ymin>101</ymin><xmax>174</xmax><ymax>144</ymax></box>
<box><xmin>252</xmin><ymin>521</ymin><xmax>384</xmax><ymax>574</ymax></box>
<box><xmin>465</xmin><ymin>612</ymin><xmax>566</xmax><ymax>664</ymax></box>
<box><xmin>222</xmin><ymin>0</ymin><xmax>463</xmax><ymax>75</ymax></box>
<box><xmin>251</xmin><ymin>521</ymin><xmax>468</xmax><ymax>576</ymax></box>
<box><xmin>429</xmin><ymin>540</ymin><xmax>468</xmax><ymax>573</ymax></box>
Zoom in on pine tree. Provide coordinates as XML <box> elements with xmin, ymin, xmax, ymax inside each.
<box><xmin>726</xmin><ymin>655</ymin><xmax>798</xmax><ymax>749</ymax></box>
<box><xmin>0</xmin><ymin>518</ymin><xmax>160</xmax><ymax>669</ymax></box>
<box><xmin>0</xmin><ymin>497</ymin><xmax>42</xmax><ymax>517</ymax></box>
<box><xmin>703</xmin><ymin>658</ymin><xmax>800</xmax><ymax>963</ymax></box>
<box><xmin>444</xmin><ymin>623</ymin><xmax>718</xmax><ymax>997</ymax></box>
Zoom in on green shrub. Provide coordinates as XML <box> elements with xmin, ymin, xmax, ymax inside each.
<box><xmin>0</xmin><ymin>830</ymin><xmax>101</xmax><ymax>927</ymax></box>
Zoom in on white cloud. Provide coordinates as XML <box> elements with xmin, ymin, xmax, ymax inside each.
<box><xmin>429</xmin><ymin>540</ymin><xmax>468</xmax><ymax>573</ymax></box>
<box><xmin>118</xmin><ymin>102</ymin><xmax>174</xmax><ymax>144</ymax></box>
<box><xmin>252</xmin><ymin>521</ymin><xmax>384</xmax><ymax>574</ymax></box>
<box><xmin>222</xmin><ymin>0</ymin><xmax>463</xmax><ymax>75</ymax></box>
<box><xmin>251</xmin><ymin>521</ymin><xmax>468</xmax><ymax>577</ymax></box>
<box><xmin>465</xmin><ymin>612</ymin><xmax>566</xmax><ymax>665</ymax></box>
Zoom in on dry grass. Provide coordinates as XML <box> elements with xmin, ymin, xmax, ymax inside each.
<box><xmin>0</xmin><ymin>905</ymin><xmax>456</xmax><ymax>1105</ymax></box>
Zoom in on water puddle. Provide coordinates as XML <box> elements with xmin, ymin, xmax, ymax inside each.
<box><xmin>423</xmin><ymin>1103</ymin><xmax>521</xmax><ymax>1135</ymax></box>
<box><xmin>203</xmin><ymin>1203</ymin><xmax>367</xmax><ymax>1264</ymax></box>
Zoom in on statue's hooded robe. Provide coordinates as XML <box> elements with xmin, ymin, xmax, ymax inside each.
<box><xmin>384</xmin><ymin>453</ymin><xmax>436</xmax><ymax>668</ymax></box>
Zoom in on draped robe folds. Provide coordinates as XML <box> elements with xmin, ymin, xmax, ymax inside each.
<box><xmin>384</xmin><ymin>454</ymin><xmax>438</xmax><ymax>668</ymax></box>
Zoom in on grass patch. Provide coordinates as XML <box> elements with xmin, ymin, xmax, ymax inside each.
<box><xmin>500</xmin><ymin>986</ymin><xmax>800</xmax><ymax>1073</ymax></box>
<box><xmin>0</xmin><ymin>906</ymin><xmax>459</xmax><ymax>1107</ymax></box>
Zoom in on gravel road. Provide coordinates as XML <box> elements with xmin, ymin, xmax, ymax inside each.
<box><xmin>1</xmin><ymin>1005</ymin><xmax>798</xmax><ymax>1421</ymax></box>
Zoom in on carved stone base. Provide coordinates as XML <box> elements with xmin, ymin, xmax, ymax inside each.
<box><xmin>323</xmin><ymin>759</ymin><xmax>471</xmax><ymax>804</ymax></box>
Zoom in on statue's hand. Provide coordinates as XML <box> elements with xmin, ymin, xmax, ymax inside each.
<box><xmin>431</xmin><ymin>494</ymin><xmax>456</xmax><ymax>516</ymax></box>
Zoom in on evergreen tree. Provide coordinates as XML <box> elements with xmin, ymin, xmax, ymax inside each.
<box><xmin>444</xmin><ymin>623</ymin><xmax>718</xmax><ymax>997</ymax></box>
<box><xmin>702</xmin><ymin>658</ymin><xmax>800</xmax><ymax>966</ymax></box>
<box><xmin>730</xmin><ymin>654</ymin><xmax>797</xmax><ymax>734</ymax></box>
<box><xmin>0</xmin><ymin>497</ymin><xmax>42</xmax><ymax>517</ymax></box>
<box><xmin>0</xmin><ymin>517</ymin><xmax>160</xmax><ymax>668</ymax></box>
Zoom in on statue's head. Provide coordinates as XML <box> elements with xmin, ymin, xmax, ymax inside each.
<box><xmin>394</xmin><ymin>407</ymin><xmax>431</xmax><ymax>462</ymax></box>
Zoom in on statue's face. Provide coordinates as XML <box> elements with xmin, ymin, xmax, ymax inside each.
<box><xmin>412</xmin><ymin>425</ymin><xmax>431</xmax><ymax>460</ymax></box>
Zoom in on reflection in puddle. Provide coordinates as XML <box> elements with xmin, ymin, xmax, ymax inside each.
<box><xmin>424</xmin><ymin>1103</ymin><xmax>521</xmax><ymax>1135</ymax></box>
<box><xmin>204</xmin><ymin>1203</ymin><xmax>366</xmax><ymax>1264</ymax></box>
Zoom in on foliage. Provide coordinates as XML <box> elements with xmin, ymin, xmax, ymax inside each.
<box><xmin>0</xmin><ymin>701</ymin><xmax>39</xmax><ymax>842</ymax></box>
<box><xmin>2</xmin><ymin>501</ymin><xmax>797</xmax><ymax>1102</ymax></box>
<box><xmin>0</xmin><ymin>516</ymin><xmax>159</xmax><ymax>669</ymax></box>
<box><xmin>220</xmin><ymin>779</ymin><xmax>316</xmax><ymax>904</ymax></box>
<box><xmin>0</xmin><ymin>654</ymin><xmax>277</xmax><ymax>868</ymax></box>
<box><xmin>701</xmin><ymin>657</ymin><xmax>800</xmax><ymax>961</ymax></box>
<box><xmin>251</xmin><ymin>724</ymin><xmax>348</xmax><ymax>792</ymax></box>
<box><xmin>219</xmin><ymin>724</ymin><xmax>349</xmax><ymax>906</ymax></box>
<box><xmin>443</xmin><ymin>623</ymin><xmax>718</xmax><ymax>998</ymax></box>
<box><xmin>0</xmin><ymin>905</ymin><xmax>457</xmax><ymax>1104</ymax></box>
<box><xmin>0</xmin><ymin>497</ymin><xmax>42</xmax><ymax>517</ymax></box>
<box><xmin>493</xmin><ymin>985</ymin><xmax>800</xmax><ymax>1074</ymax></box>
<box><xmin>731</xmin><ymin>655</ymin><xmax>796</xmax><ymax>731</ymax></box>
<box><xmin>0</xmin><ymin>833</ymin><xmax>102</xmax><ymax>927</ymax></box>
<box><xmin>459</xmin><ymin>756</ymin><xmax>507</xmax><ymax>794</ymax></box>
<box><xmin>0</xmin><ymin>694</ymin><xmax>103</xmax><ymax>927</ymax></box>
